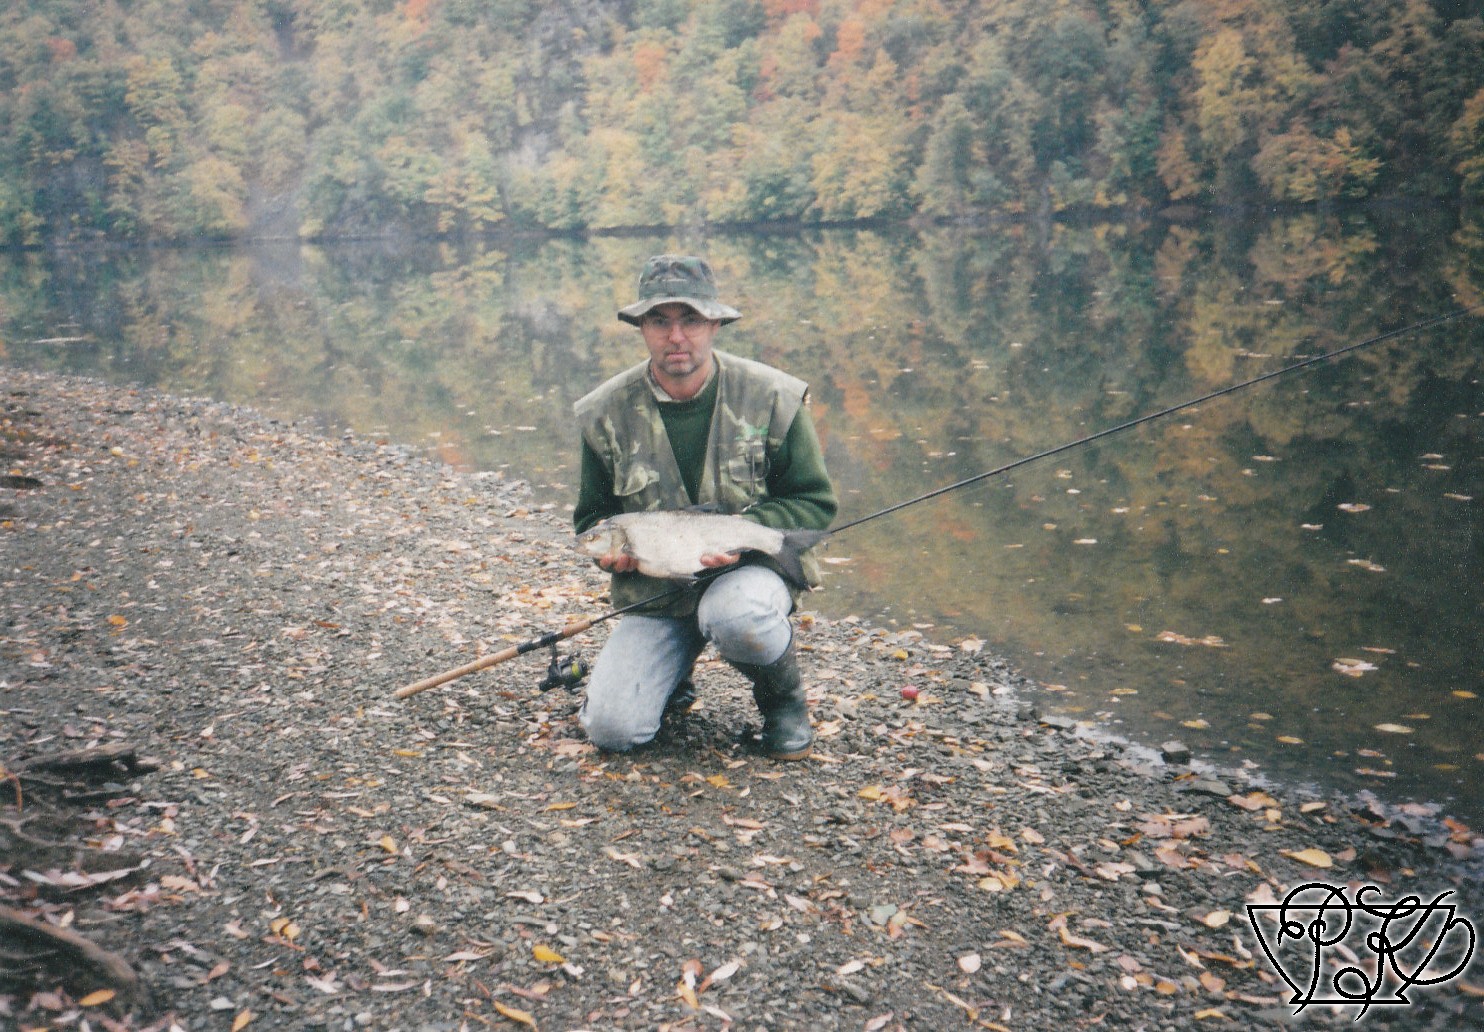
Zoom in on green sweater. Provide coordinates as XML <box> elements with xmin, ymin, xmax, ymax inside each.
<box><xmin>574</xmin><ymin>370</ymin><xmax>837</xmax><ymax>534</ymax></box>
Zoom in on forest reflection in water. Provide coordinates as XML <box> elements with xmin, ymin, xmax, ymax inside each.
<box><xmin>3</xmin><ymin>207</ymin><xmax>1481</xmax><ymax>819</ymax></box>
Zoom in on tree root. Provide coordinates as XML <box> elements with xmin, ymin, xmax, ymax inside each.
<box><xmin>15</xmin><ymin>743</ymin><xmax>159</xmax><ymax>780</ymax></box>
<box><xmin>0</xmin><ymin>904</ymin><xmax>146</xmax><ymax>1008</ymax></box>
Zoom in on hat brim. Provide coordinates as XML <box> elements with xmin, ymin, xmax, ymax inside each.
<box><xmin>618</xmin><ymin>296</ymin><xmax>741</xmax><ymax>326</ymax></box>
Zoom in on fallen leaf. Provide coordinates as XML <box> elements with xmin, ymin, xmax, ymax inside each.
<box><xmin>1283</xmin><ymin>847</ymin><xmax>1333</xmax><ymax>869</ymax></box>
<box><xmin>493</xmin><ymin>1001</ymin><xmax>537</xmax><ymax>1027</ymax></box>
<box><xmin>1373</xmin><ymin>723</ymin><xmax>1414</xmax><ymax>735</ymax></box>
<box><xmin>1154</xmin><ymin>846</ymin><xmax>1190</xmax><ymax>869</ymax></box>
<box><xmin>78</xmin><ymin>989</ymin><xmax>116</xmax><ymax>1007</ymax></box>
<box><xmin>1227</xmin><ymin>791</ymin><xmax>1278</xmax><ymax>811</ymax></box>
<box><xmin>1201</xmin><ymin>910</ymin><xmax>1232</xmax><ymax>928</ymax></box>
<box><xmin>532</xmin><ymin>944</ymin><xmax>565</xmax><ymax>964</ymax></box>
<box><xmin>378</xmin><ymin>835</ymin><xmax>398</xmax><ymax>854</ymax></box>
<box><xmin>1156</xmin><ymin>630</ymin><xmax>1228</xmax><ymax>648</ymax></box>
<box><xmin>604</xmin><ymin>846</ymin><xmax>643</xmax><ymax>868</ymax></box>
<box><xmin>985</xmin><ymin>830</ymin><xmax>1019</xmax><ymax>852</ymax></box>
<box><xmin>1139</xmin><ymin>814</ymin><xmax>1210</xmax><ymax>840</ymax></box>
<box><xmin>978</xmin><ymin>871</ymin><xmax>1020</xmax><ymax>892</ymax></box>
<box><xmin>1095</xmin><ymin>862</ymin><xmax>1136</xmax><ymax>881</ymax></box>
<box><xmin>1056</xmin><ymin>924</ymin><xmax>1110</xmax><ymax>953</ymax></box>
<box><xmin>232</xmin><ymin>1011</ymin><xmax>254</xmax><ymax>1032</ymax></box>
<box><xmin>701</xmin><ymin>959</ymin><xmax>740</xmax><ymax>991</ymax></box>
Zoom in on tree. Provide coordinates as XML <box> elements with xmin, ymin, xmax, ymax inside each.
<box><xmin>913</xmin><ymin>93</ymin><xmax>977</xmax><ymax>217</ymax></box>
<box><xmin>1451</xmin><ymin>87</ymin><xmax>1484</xmax><ymax>199</ymax></box>
<box><xmin>1252</xmin><ymin>124</ymin><xmax>1380</xmax><ymax>203</ymax></box>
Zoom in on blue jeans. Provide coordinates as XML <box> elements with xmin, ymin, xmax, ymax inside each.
<box><xmin>579</xmin><ymin>565</ymin><xmax>794</xmax><ymax>752</ymax></box>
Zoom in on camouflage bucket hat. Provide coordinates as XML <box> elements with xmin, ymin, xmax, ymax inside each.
<box><xmin>617</xmin><ymin>254</ymin><xmax>742</xmax><ymax>326</ymax></box>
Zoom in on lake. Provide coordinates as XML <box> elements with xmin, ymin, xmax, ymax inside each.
<box><xmin>4</xmin><ymin>207</ymin><xmax>1481</xmax><ymax>821</ymax></box>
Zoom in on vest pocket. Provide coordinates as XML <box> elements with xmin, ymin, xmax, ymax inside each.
<box><xmin>613</xmin><ymin>459</ymin><xmax>665</xmax><ymax>513</ymax></box>
<box><xmin>725</xmin><ymin>439</ymin><xmax>768</xmax><ymax>491</ymax></box>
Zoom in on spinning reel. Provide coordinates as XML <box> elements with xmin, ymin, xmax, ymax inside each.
<box><xmin>537</xmin><ymin>642</ymin><xmax>589</xmax><ymax>693</ymax></box>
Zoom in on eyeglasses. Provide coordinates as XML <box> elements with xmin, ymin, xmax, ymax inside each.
<box><xmin>641</xmin><ymin>312</ymin><xmax>714</xmax><ymax>335</ymax></box>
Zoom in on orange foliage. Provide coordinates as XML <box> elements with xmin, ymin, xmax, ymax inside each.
<box><xmin>829</xmin><ymin>18</ymin><xmax>866</xmax><ymax>69</ymax></box>
<box><xmin>763</xmin><ymin>0</ymin><xmax>818</xmax><ymax>21</ymax></box>
<box><xmin>633</xmin><ymin>41</ymin><xmax>667</xmax><ymax>91</ymax></box>
<box><xmin>841</xmin><ymin>379</ymin><xmax>875</xmax><ymax>423</ymax></box>
<box><xmin>47</xmin><ymin>37</ymin><xmax>77</xmax><ymax>63</ymax></box>
<box><xmin>931</xmin><ymin>512</ymin><xmax>982</xmax><ymax>544</ymax></box>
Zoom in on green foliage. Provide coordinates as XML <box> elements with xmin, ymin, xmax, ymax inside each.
<box><xmin>1</xmin><ymin>0</ymin><xmax>1481</xmax><ymax>243</ymax></box>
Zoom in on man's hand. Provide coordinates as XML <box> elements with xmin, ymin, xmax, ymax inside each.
<box><xmin>598</xmin><ymin>551</ymin><xmax>739</xmax><ymax>572</ymax></box>
<box><xmin>597</xmin><ymin>552</ymin><xmax>639</xmax><ymax>573</ymax></box>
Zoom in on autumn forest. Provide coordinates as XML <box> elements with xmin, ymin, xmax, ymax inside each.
<box><xmin>3</xmin><ymin>0</ymin><xmax>1483</xmax><ymax>246</ymax></box>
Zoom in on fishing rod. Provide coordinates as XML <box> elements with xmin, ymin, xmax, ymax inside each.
<box><xmin>395</xmin><ymin>302</ymin><xmax>1480</xmax><ymax>700</ymax></box>
<box><xmin>395</xmin><ymin>588</ymin><xmax>671</xmax><ymax>699</ymax></box>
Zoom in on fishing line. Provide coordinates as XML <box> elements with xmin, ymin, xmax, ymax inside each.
<box><xmin>829</xmin><ymin>302</ymin><xmax>1483</xmax><ymax>535</ymax></box>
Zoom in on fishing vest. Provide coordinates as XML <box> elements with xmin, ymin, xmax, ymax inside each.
<box><xmin>575</xmin><ymin>350</ymin><xmax>822</xmax><ymax>613</ymax></box>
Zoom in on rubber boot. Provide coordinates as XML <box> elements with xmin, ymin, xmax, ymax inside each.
<box><xmin>665</xmin><ymin>674</ymin><xmax>696</xmax><ymax>715</ymax></box>
<box><xmin>734</xmin><ymin>641</ymin><xmax>812</xmax><ymax>760</ymax></box>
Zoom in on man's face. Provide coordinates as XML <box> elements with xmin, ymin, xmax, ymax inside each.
<box><xmin>639</xmin><ymin>302</ymin><xmax>719</xmax><ymax>386</ymax></box>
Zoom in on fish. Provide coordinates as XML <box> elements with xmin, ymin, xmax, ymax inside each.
<box><xmin>575</xmin><ymin>511</ymin><xmax>829</xmax><ymax>587</ymax></box>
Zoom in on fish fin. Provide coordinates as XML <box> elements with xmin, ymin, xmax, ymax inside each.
<box><xmin>772</xmin><ymin>529</ymin><xmax>830</xmax><ymax>589</ymax></box>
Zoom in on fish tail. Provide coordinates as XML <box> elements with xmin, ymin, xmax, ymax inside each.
<box><xmin>775</xmin><ymin>529</ymin><xmax>830</xmax><ymax>588</ymax></box>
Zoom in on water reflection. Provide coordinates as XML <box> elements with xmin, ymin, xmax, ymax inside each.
<box><xmin>3</xmin><ymin>211</ymin><xmax>1480</xmax><ymax>819</ymax></box>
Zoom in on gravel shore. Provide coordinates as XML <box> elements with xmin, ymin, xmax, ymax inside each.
<box><xmin>3</xmin><ymin>367</ymin><xmax>1480</xmax><ymax>1032</ymax></box>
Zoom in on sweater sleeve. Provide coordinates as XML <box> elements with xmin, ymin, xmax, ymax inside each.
<box><xmin>743</xmin><ymin>405</ymin><xmax>837</xmax><ymax>532</ymax></box>
<box><xmin>573</xmin><ymin>438</ymin><xmax>622</xmax><ymax>534</ymax></box>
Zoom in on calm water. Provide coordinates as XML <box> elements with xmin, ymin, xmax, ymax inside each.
<box><xmin>4</xmin><ymin>210</ymin><xmax>1481</xmax><ymax>820</ymax></box>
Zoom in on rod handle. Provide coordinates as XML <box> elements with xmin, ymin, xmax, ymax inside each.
<box><xmin>394</xmin><ymin>618</ymin><xmax>595</xmax><ymax>699</ymax></box>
